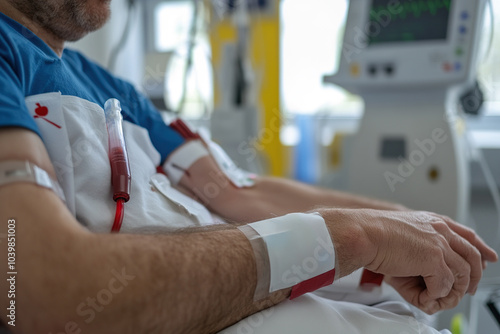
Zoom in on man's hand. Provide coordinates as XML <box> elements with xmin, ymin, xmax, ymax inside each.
<box><xmin>318</xmin><ymin>209</ymin><xmax>498</xmax><ymax>315</ymax></box>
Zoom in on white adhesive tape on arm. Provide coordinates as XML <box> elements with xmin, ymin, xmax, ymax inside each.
<box><xmin>163</xmin><ymin>140</ymin><xmax>209</xmax><ymax>185</ymax></box>
<box><xmin>245</xmin><ymin>212</ymin><xmax>335</xmax><ymax>298</ymax></box>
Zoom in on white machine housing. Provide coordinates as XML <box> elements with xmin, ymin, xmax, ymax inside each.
<box><xmin>324</xmin><ymin>0</ymin><xmax>487</xmax><ymax>222</ymax></box>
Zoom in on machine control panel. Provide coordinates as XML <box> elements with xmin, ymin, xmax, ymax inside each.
<box><xmin>325</xmin><ymin>0</ymin><xmax>487</xmax><ymax>91</ymax></box>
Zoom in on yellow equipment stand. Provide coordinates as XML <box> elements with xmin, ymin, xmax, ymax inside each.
<box><xmin>208</xmin><ymin>0</ymin><xmax>284</xmax><ymax>177</ymax></box>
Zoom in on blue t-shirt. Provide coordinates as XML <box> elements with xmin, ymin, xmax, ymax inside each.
<box><xmin>0</xmin><ymin>11</ymin><xmax>184</xmax><ymax>163</ymax></box>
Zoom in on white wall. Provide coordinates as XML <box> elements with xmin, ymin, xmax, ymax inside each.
<box><xmin>68</xmin><ymin>0</ymin><xmax>145</xmax><ymax>89</ymax></box>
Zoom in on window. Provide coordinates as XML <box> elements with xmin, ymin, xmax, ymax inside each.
<box><xmin>281</xmin><ymin>0</ymin><xmax>360</xmax><ymax>116</ymax></box>
<box><xmin>145</xmin><ymin>0</ymin><xmax>212</xmax><ymax>117</ymax></box>
<box><xmin>154</xmin><ymin>1</ymin><xmax>195</xmax><ymax>52</ymax></box>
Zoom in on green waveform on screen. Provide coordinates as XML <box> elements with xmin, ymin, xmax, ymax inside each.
<box><xmin>371</xmin><ymin>0</ymin><xmax>452</xmax><ymax>20</ymax></box>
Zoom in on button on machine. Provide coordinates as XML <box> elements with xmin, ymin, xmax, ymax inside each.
<box><xmin>350</xmin><ymin>63</ymin><xmax>361</xmax><ymax>77</ymax></box>
<box><xmin>368</xmin><ymin>65</ymin><xmax>378</xmax><ymax>76</ymax></box>
<box><xmin>384</xmin><ymin>64</ymin><xmax>395</xmax><ymax>76</ymax></box>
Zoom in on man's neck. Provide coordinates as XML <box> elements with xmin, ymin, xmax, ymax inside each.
<box><xmin>0</xmin><ymin>1</ymin><xmax>65</xmax><ymax>57</ymax></box>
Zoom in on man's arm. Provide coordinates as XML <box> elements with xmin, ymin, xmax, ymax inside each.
<box><xmin>175</xmin><ymin>154</ymin><xmax>499</xmax><ymax>313</ymax></box>
<box><xmin>178</xmin><ymin>156</ymin><xmax>405</xmax><ymax>224</ymax></box>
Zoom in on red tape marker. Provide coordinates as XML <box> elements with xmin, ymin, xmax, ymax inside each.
<box><xmin>290</xmin><ymin>269</ymin><xmax>336</xmax><ymax>300</ymax></box>
<box><xmin>359</xmin><ymin>269</ymin><xmax>384</xmax><ymax>292</ymax></box>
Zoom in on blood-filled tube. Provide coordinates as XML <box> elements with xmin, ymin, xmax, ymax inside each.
<box><xmin>104</xmin><ymin>99</ymin><xmax>131</xmax><ymax>233</ymax></box>
<box><xmin>105</xmin><ymin>98</ymin><xmax>131</xmax><ymax>203</ymax></box>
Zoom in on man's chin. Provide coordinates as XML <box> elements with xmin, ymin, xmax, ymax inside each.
<box><xmin>53</xmin><ymin>16</ymin><xmax>109</xmax><ymax>42</ymax></box>
<box><xmin>66</xmin><ymin>0</ymin><xmax>111</xmax><ymax>41</ymax></box>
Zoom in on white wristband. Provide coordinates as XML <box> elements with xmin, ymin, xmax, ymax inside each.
<box><xmin>163</xmin><ymin>140</ymin><xmax>210</xmax><ymax>185</ymax></box>
<box><xmin>239</xmin><ymin>213</ymin><xmax>336</xmax><ymax>300</ymax></box>
<box><xmin>0</xmin><ymin>160</ymin><xmax>66</xmax><ymax>202</ymax></box>
<box><xmin>199</xmin><ymin>132</ymin><xmax>256</xmax><ymax>188</ymax></box>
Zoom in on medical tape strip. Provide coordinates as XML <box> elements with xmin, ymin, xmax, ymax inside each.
<box><xmin>0</xmin><ymin>160</ymin><xmax>66</xmax><ymax>202</ymax></box>
<box><xmin>239</xmin><ymin>213</ymin><xmax>336</xmax><ymax>300</ymax></box>
<box><xmin>238</xmin><ymin>224</ymin><xmax>271</xmax><ymax>301</ymax></box>
<box><xmin>163</xmin><ymin>140</ymin><xmax>210</xmax><ymax>185</ymax></box>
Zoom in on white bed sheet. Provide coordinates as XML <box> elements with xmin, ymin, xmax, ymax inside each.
<box><xmin>220</xmin><ymin>294</ymin><xmax>451</xmax><ymax>334</ymax></box>
<box><xmin>221</xmin><ymin>269</ymin><xmax>451</xmax><ymax>334</ymax></box>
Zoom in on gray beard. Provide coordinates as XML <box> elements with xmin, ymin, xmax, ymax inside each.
<box><xmin>9</xmin><ymin>0</ymin><xmax>110</xmax><ymax>41</ymax></box>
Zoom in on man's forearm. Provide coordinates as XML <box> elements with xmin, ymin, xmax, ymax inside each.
<box><xmin>204</xmin><ymin>176</ymin><xmax>406</xmax><ymax>224</ymax></box>
<box><xmin>177</xmin><ymin>156</ymin><xmax>405</xmax><ymax>224</ymax></box>
<box><xmin>1</xmin><ymin>185</ymin><xmax>289</xmax><ymax>334</ymax></box>
<box><xmin>82</xmin><ymin>229</ymin><xmax>289</xmax><ymax>333</ymax></box>
<box><xmin>253</xmin><ymin>177</ymin><xmax>407</xmax><ymax>211</ymax></box>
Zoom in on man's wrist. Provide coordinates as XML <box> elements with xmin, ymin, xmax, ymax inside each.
<box><xmin>316</xmin><ymin>208</ymin><xmax>378</xmax><ymax>279</ymax></box>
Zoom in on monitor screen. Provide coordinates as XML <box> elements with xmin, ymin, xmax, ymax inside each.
<box><xmin>368</xmin><ymin>0</ymin><xmax>453</xmax><ymax>45</ymax></box>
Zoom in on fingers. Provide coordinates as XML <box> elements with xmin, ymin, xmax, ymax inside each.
<box><xmin>374</xmin><ymin>210</ymin><xmax>497</xmax><ymax>315</ymax></box>
<box><xmin>423</xmin><ymin>243</ymin><xmax>470</xmax><ymax>311</ymax></box>
<box><xmin>422</xmin><ymin>215</ymin><xmax>488</xmax><ymax>312</ymax></box>
<box><xmin>432</xmin><ymin>222</ymin><xmax>481</xmax><ymax>295</ymax></box>
<box><xmin>442</xmin><ymin>244</ymin><xmax>471</xmax><ymax>304</ymax></box>
<box><xmin>445</xmin><ymin>230</ymin><xmax>481</xmax><ymax>295</ymax></box>
<box><xmin>388</xmin><ymin>272</ymin><xmax>454</xmax><ymax>315</ymax></box>
<box><xmin>387</xmin><ymin>249</ymin><xmax>458</xmax><ymax>314</ymax></box>
<box><xmin>420</xmin><ymin>266</ymin><xmax>454</xmax><ymax>304</ymax></box>
<box><xmin>432</xmin><ymin>214</ymin><xmax>498</xmax><ymax>263</ymax></box>
<box><xmin>391</xmin><ymin>250</ymin><xmax>469</xmax><ymax>314</ymax></box>
<box><xmin>387</xmin><ymin>276</ymin><xmax>440</xmax><ymax>314</ymax></box>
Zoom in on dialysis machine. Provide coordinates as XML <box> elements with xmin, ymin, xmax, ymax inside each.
<box><xmin>323</xmin><ymin>0</ymin><xmax>488</xmax><ymax>223</ymax></box>
<box><xmin>323</xmin><ymin>1</ymin><xmax>500</xmax><ymax>332</ymax></box>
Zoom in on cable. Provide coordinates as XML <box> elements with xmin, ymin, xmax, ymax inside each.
<box><xmin>108</xmin><ymin>0</ymin><xmax>137</xmax><ymax>72</ymax></box>
<box><xmin>468</xmin><ymin>128</ymin><xmax>500</xmax><ymax>248</ymax></box>
<box><xmin>459</xmin><ymin>0</ymin><xmax>493</xmax><ymax>116</ymax></box>
<box><xmin>177</xmin><ymin>0</ymin><xmax>201</xmax><ymax>114</ymax></box>
<box><xmin>476</xmin><ymin>144</ymin><xmax>500</xmax><ymax>248</ymax></box>
<box><xmin>112</xmin><ymin>199</ymin><xmax>125</xmax><ymax>233</ymax></box>
<box><xmin>486</xmin><ymin>289</ymin><xmax>500</xmax><ymax>329</ymax></box>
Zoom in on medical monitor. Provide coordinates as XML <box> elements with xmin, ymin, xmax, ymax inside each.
<box><xmin>325</xmin><ymin>0</ymin><xmax>486</xmax><ymax>91</ymax></box>
<box><xmin>368</xmin><ymin>0</ymin><xmax>452</xmax><ymax>45</ymax></box>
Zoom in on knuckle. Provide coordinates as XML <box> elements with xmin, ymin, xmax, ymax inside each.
<box><xmin>436</xmin><ymin>234</ymin><xmax>449</xmax><ymax>249</ymax></box>
<box><xmin>471</xmin><ymin>247</ymin><xmax>482</xmax><ymax>263</ymax></box>
<box><xmin>463</xmin><ymin>262</ymin><xmax>472</xmax><ymax>277</ymax></box>
<box><xmin>429</xmin><ymin>247</ymin><xmax>445</xmax><ymax>263</ymax></box>
<box><xmin>460</xmin><ymin>238</ymin><xmax>481</xmax><ymax>263</ymax></box>
<box><xmin>455</xmin><ymin>260</ymin><xmax>471</xmax><ymax>280</ymax></box>
<box><xmin>432</xmin><ymin>221</ymin><xmax>449</xmax><ymax>233</ymax></box>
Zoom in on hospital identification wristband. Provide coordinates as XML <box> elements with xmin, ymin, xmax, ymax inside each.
<box><xmin>169</xmin><ymin>119</ymin><xmax>256</xmax><ymax>189</ymax></box>
<box><xmin>239</xmin><ymin>213</ymin><xmax>336</xmax><ymax>301</ymax></box>
<box><xmin>162</xmin><ymin>140</ymin><xmax>210</xmax><ymax>185</ymax></box>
